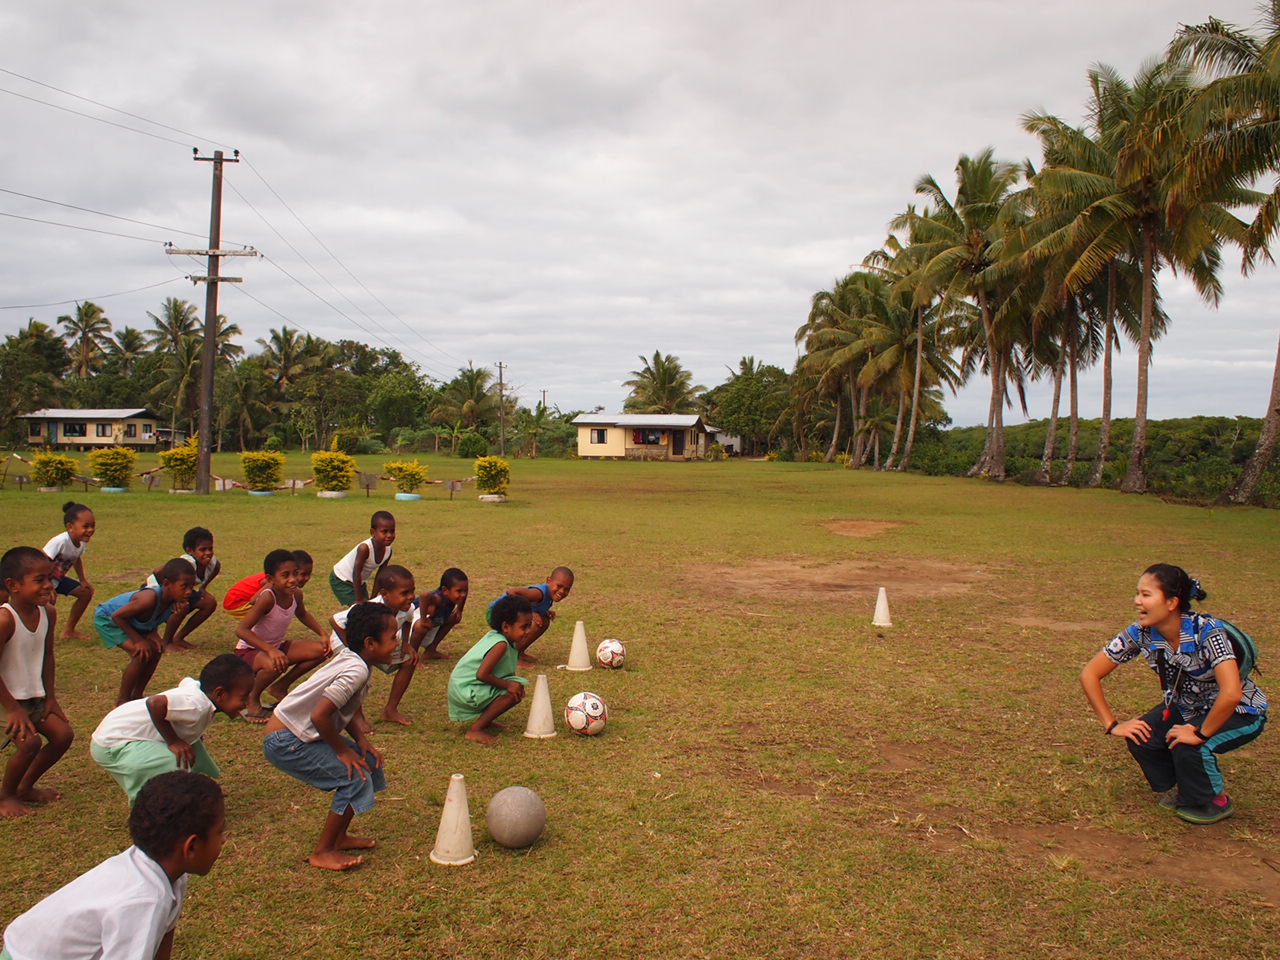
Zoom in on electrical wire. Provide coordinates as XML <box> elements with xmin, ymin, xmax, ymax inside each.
<box><xmin>0</xmin><ymin>85</ymin><xmax>192</xmax><ymax>148</ymax></box>
<box><xmin>0</xmin><ymin>186</ymin><xmax>209</xmax><ymax>240</ymax></box>
<box><xmin>0</xmin><ymin>210</ymin><xmax>167</xmax><ymax>244</ymax></box>
<box><xmin>0</xmin><ymin>276</ymin><xmax>188</xmax><ymax>311</ymax></box>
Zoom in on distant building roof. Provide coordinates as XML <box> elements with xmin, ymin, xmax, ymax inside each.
<box><xmin>25</xmin><ymin>408</ymin><xmax>155</xmax><ymax>420</ymax></box>
<box><xmin>573</xmin><ymin>414</ymin><xmax>705</xmax><ymax>428</ymax></box>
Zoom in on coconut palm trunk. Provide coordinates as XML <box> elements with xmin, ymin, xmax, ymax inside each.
<box><xmin>1121</xmin><ymin>230</ymin><xmax>1157</xmax><ymax>493</ymax></box>
<box><xmin>1061</xmin><ymin>316</ymin><xmax>1081</xmax><ymax>483</ymax></box>
<box><xmin>969</xmin><ymin>289</ymin><xmax>1007</xmax><ymax>480</ymax></box>
<box><xmin>1088</xmin><ymin>266</ymin><xmax>1119</xmax><ymax>487</ymax></box>
<box><xmin>1219</xmin><ymin>332</ymin><xmax>1280</xmax><ymax>504</ymax></box>
<box><xmin>883</xmin><ymin>390</ymin><xmax>907</xmax><ymax>469</ymax></box>
<box><xmin>1037</xmin><ymin>349</ymin><xmax>1065</xmax><ymax>484</ymax></box>
<box><xmin>898</xmin><ymin>305</ymin><xmax>927</xmax><ymax>472</ymax></box>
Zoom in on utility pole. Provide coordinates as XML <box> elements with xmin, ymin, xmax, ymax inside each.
<box><xmin>167</xmin><ymin>148</ymin><xmax>255</xmax><ymax>494</ymax></box>
<box><xmin>496</xmin><ymin>361</ymin><xmax>507</xmax><ymax>456</ymax></box>
<box><xmin>540</xmin><ymin>389</ymin><xmax>547</xmax><ymax>410</ymax></box>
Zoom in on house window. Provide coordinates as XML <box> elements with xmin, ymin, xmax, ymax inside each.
<box><xmin>29</xmin><ymin>422</ymin><xmax>42</xmax><ymax>437</ymax></box>
<box><xmin>96</xmin><ymin>423</ymin><xmax>112</xmax><ymax>438</ymax></box>
<box><xmin>125</xmin><ymin>423</ymin><xmax>137</xmax><ymax>438</ymax></box>
<box><xmin>590</xmin><ymin>428</ymin><xmax>608</xmax><ymax>444</ymax></box>
<box><xmin>63</xmin><ymin>422</ymin><xmax>87</xmax><ymax>438</ymax></box>
<box><xmin>632</xmin><ymin>430</ymin><xmax>663</xmax><ymax>445</ymax></box>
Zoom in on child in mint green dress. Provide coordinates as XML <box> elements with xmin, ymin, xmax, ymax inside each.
<box><xmin>446</xmin><ymin>595</ymin><xmax>531</xmax><ymax>744</ymax></box>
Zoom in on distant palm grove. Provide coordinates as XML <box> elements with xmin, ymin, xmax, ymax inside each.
<box><xmin>4</xmin><ymin>7</ymin><xmax>1280</xmax><ymax>505</ymax></box>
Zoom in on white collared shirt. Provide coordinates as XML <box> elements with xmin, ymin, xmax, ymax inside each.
<box><xmin>91</xmin><ymin>677</ymin><xmax>216</xmax><ymax>749</ymax></box>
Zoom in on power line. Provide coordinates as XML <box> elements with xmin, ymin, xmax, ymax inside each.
<box><xmin>0</xmin><ymin>85</ymin><xmax>191</xmax><ymax>148</ymax></box>
<box><xmin>0</xmin><ymin>186</ymin><xmax>210</xmax><ymax>240</ymax></box>
<box><xmin>0</xmin><ymin>210</ymin><xmax>167</xmax><ymax>244</ymax></box>
<box><xmin>0</xmin><ymin>276</ymin><xmax>188</xmax><ymax>311</ymax></box>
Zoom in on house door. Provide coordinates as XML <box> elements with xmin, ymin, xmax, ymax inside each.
<box><xmin>671</xmin><ymin>430</ymin><xmax>685</xmax><ymax>457</ymax></box>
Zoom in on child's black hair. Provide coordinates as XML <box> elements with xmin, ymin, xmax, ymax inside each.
<box><xmin>376</xmin><ymin>564</ymin><xmax>414</xmax><ymax>592</ymax></box>
<box><xmin>491</xmin><ymin>594</ymin><xmax>533</xmax><ymax>630</ymax></box>
<box><xmin>159</xmin><ymin>557</ymin><xmax>197</xmax><ymax>582</ymax></box>
<box><xmin>550</xmin><ymin>565</ymin><xmax>575</xmax><ymax>582</ymax></box>
<box><xmin>264</xmin><ymin>549</ymin><xmax>295</xmax><ymax>575</ymax></box>
<box><xmin>182</xmin><ymin>526</ymin><xmax>214</xmax><ymax>551</ymax></box>
<box><xmin>343</xmin><ymin>600</ymin><xmax>397</xmax><ymax>652</ymax></box>
<box><xmin>440</xmin><ymin>567</ymin><xmax>468</xmax><ymax>589</ymax></box>
<box><xmin>1143</xmin><ymin>563</ymin><xmax>1207</xmax><ymax>613</ymax></box>
<box><xmin>370</xmin><ymin>510</ymin><xmax>395</xmax><ymax>529</ymax></box>
<box><xmin>130</xmin><ymin>771</ymin><xmax>223</xmax><ymax>860</ymax></box>
<box><xmin>291</xmin><ymin>549</ymin><xmax>313</xmax><ymax>567</ymax></box>
<box><xmin>61</xmin><ymin>501</ymin><xmax>92</xmax><ymax>524</ymax></box>
<box><xmin>199</xmin><ymin>653</ymin><xmax>253</xmax><ymax>692</ymax></box>
<box><xmin>0</xmin><ymin>546</ymin><xmax>51</xmax><ymax>584</ymax></box>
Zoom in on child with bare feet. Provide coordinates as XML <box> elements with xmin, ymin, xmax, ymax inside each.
<box><xmin>448</xmin><ymin>594</ymin><xmax>532</xmax><ymax>744</ymax></box>
<box><xmin>95</xmin><ymin>559</ymin><xmax>196</xmax><ymax>705</ymax></box>
<box><xmin>0</xmin><ymin>547</ymin><xmax>74</xmax><ymax>818</ymax></box>
<box><xmin>487</xmin><ymin>566</ymin><xmax>573</xmax><ymax>667</ymax></box>
<box><xmin>330</xmin><ymin>511</ymin><xmax>396</xmax><ymax>605</ymax></box>
<box><xmin>146</xmin><ymin>527</ymin><xmax>221</xmax><ymax>653</ymax></box>
<box><xmin>42</xmin><ymin>500</ymin><xmax>96</xmax><ymax>641</ymax></box>
<box><xmin>1</xmin><ymin>771</ymin><xmax>226</xmax><ymax>960</ymax></box>
<box><xmin>91</xmin><ymin>654</ymin><xmax>253</xmax><ymax>804</ymax></box>
<box><xmin>413</xmin><ymin>567</ymin><xmax>469</xmax><ymax>660</ymax></box>
<box><xmin>263</xmin><ymin>601</ymin><xmax>398</xmax><ymax>870</ymax></box>
<box><xmin>235</xmin><ymin>550</ymin><xmax>328</xmax><ymax>722</ymax></box>
<box><xmin>329</xmin><ymin>566</ymin><xmax>418</xmax><ymax>725</ymax></box>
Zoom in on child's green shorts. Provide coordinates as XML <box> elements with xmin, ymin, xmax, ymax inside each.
<box><xmin>91</xmin><ymin>739</ymin><xmax>220</xmax><ymax>804</ymax></box>
<box><xmin>329</xmin><ymin>571</ymin><xmax>357</xmax><ymax>606</ymax></box>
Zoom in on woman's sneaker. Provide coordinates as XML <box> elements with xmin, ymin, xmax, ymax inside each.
<box><xmin>1176</xmin><ymin>794</ymin><xmax>1234</xmax><ymax>824</ymax></box>
<box><xmin>1155</xmin><ymin>788</ymin><xmax>1179</xmax><ymax>810</ymax></box>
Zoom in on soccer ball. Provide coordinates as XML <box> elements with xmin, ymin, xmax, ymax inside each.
<box><xmin>564</xmin><ymin>691</ymin><xmax>607</xmax><ymax>735</ymax></box>
<box><xmin>595</xmin><ymin>638</ymin><xmax>626</xmax><ymax>669</ymax></box>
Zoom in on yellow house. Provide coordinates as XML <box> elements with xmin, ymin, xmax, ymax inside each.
<box><xmin>22</xmin><ymin>408</ymin><xmax>174</xmax><ymax>450</ymax></box>
<box><xmin>573</xmin><ymin>414</ymin><xmax>717</xmax><ymax>460</ymax></box>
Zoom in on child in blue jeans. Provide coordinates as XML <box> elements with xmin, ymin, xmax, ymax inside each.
<box><xmin>262</xmin><ymin>602</ymin><xmax>399</xmax><ymax>871</ymax></box>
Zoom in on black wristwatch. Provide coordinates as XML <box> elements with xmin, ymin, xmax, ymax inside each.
<box><xmin>1104</xmin><ymin>720</ymin><xmax>1118</xmax><ymax>735</ymax></box>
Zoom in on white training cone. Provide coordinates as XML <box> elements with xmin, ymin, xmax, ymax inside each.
<box><xmin>872</xmin><ymin>586</ymin><xmax>892</xmax><ymax>627</ymax></box>
<box><xmin>566</xmin><ymin>620</ymin><xmax>592</xmax><ymax>672</ymax></box>
<box><xmin>523</xmin><ymin>674</ymin><xmax>557</xmax><ymax>739</ymax></box>
<box><xmin>429</xmin><ymin>773</ymin><xmax>477</xmax><ymax>865</ymax></box>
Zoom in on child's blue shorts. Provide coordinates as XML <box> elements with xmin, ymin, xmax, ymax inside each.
<box><xmin>263</xmin><ymin>729</ymin><xmax>386</xmax><ymax>814</ymax></box>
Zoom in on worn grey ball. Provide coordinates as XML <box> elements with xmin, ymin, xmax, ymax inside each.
<box><xmin>485</xmin><ymin>786</ymin><xmax>547</xmax><ymax>849</ymax></box>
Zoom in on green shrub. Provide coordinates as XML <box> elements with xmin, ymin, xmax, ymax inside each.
<box><xmin>474</xmin><ymin>456</ymin><xmax>510</xmax><ymax>496</ymax></box>
<box><xmin>88</xmin><ymin>446</ymin><xmax>137</xmax><ymax>488</ymax></box>
<box><xmin>457</xmin><ymin>432</ymin><xmax>488</xmax><ymax>458</ymax></box>
<box><xmin>32</xmin><ymin>451</ymin><xmax>79</xmax><ymax>488</ymax></box>
<box><xmin>354</xmin><ymin>437</ymin><xmax>386</xmax><ymax>455</ymax></box>
<box><xmin>383</xmin><ymin>459</ymin><xmax>429</xmax><ymax>493</ymax></box>
<box><xmin>242</xmin><ymin>450</ymin><xmax>285</xmax><ymax>491</ymax></box>
<box><xmin>331</xmin><ymin>431</ymin><xmax>359</xmax><ymax>455</ymax></box>
<box><xmin>706</xmin><ymin>441</ymin><xmax>727</xmax><ymax>462</ymax></box>
<box><xmin>158</xmin><ymin>440</ymin><xmax>199</xmax><ymax>490</ymax></box>
<box><xmin>263</xmin><ymin>436</ymin><xmax>284</xmax><ymax>453</ymax></box>
<box><xmin>310</xmin><ymin>450</ymin><xmax>357</xmax><ymax>492</ymax></box>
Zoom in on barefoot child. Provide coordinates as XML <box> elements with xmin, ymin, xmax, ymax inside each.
<box><xmin>91</xmin><ymin>653</ymin><xmax>253</xmax><ymax>804</ymax></box>
<box><xmin>146</xmin><ymin>527</ymin><xmax>221</xmax><ymax>652</ymax></box>
<box><xmin>42</xmin><ymin>501</ymin><xmax>96</xmax><ymax>641</ymax></box>
<box><xmin>263</xmin><ymin>601</ymin><xmax>398</xmax><ymax>870</ymax></box>
<box><xmin>448</xmin><ymin>594</ymin><xmax>532</xmax><ymax>744</ymax></box>
<box><xmin>328</xmin><ymin>566</ymin><xmax>418</xmax><ymax>725</ymax></box>
<box><xmin>95</xmin><ymin>559</ymin><xmax>196</xmax><ymax>705</ymax></box>
<box><xmin>0</xmin><ymin>771</ymin><xmax>226</xmax><ymax>960</ymax></box>
<box><xmin>413</xmin><ymin>567</ymin><xmax>469</xmax><ymax>660</ymax></box>
<box><xmin>0</xmin><ymin>547</ymin><xmax>74</xmax><ymax>818</ymax></box>
<box><xmin>487</xmin><ymin>566</ymin><xmax>573</xmax><ymax>665</ymax></box>
<box><xmin>330</xmin><ymin>511</ymin><xmax>396</xmax><ymax>604</ymax></box>
<box><xmin>235</xmin><ymin>550</ymin><xmax>329</xmax><ymax>722</ymax></box>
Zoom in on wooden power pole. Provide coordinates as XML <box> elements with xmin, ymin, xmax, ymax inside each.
<box><xmin>496</xmin><ymin>361</ymin><xmax>507</xmax><ymax>456</ymax></box>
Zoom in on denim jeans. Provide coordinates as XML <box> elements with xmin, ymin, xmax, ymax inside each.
<box><xmin>263</xmin><ymin>729</ymin><xmax>386</xmax><ymax>814</ymax></box>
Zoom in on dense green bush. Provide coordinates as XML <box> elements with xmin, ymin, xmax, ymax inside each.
<box><xmin>457</xmin><ymin>432</ymin><xmax>488</xmax><ymax>458</ymax></box>
<box><xmin>158</xmin><ymin>440</ymin><xmax>199</xmax><ymax>490</ymax></box>
<box><xmin>383</xmin><ymin>459</ymin><xmax>429</xmax><ymax>493</ymax></box>
<box><xmin>311</xmin><ymin>450</ymin><xmax>357</xmax><ymax>492</ymax></box>
<box><xmin>88</xmin><ymin>446</ymin><xmax>137</xmax><ymax>488</ymax></box>
<box><xmin>242</xmin><ymin>450</ymin><xmax>285</xmax><ymax>491</ymax></box>
<box><xmin>474</xmin><ymin>456</ymin><xmax>510</xmax><ymax>496</ymax></box>
<box><xmin>32</xmin><ymin>451</ymin><xmax>78</xmax><ymax>488</ymax></box>
<box><xmin>263</xmin><ymin>436</ymin><xmax>284</xmax><ymax>453</ymax></box>
<box><xmin>354</xmin><ymin>437</ymin><xmax>386</xmax><ymax>455</ymax></box>
<box><xmin>331</xmin><ymin>431</ymin><xmax>359</xmax><ymax>455</ymax></box>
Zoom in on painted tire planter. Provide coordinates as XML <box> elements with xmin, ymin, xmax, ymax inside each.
<box><xmin>169</xmin><ymin>489</ymin><xmax>195</xmax><ymax>495</ymax></box>
<box><xmin>317</xmin><ymin>490</ymin><xmax>348</xmax><ymax>499</ymax></box>
<box><xmin>394</xmin><ymin>492</ymin><xmax>422</xmax><ymax>501</ymax></box>
<box><xmin>248</xmin><ymin>490</ymin><xmax>275</xmax><ymax>497</ymax></box>
<box><xmin>37</xmin><ymin>486</ymin><xmax>63</xmax><ymax>493</ymax></box>
<box><xmin>478</xmin><ymin>494</ymin><xmax>508</xmax><ymax>503</ymax></box>
<box><xmin>100</xmin><ymin>487</ymin><xmax>128</xmax><ymax>494</ymax></box>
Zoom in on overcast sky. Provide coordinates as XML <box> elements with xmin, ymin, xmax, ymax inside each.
<box><xmin>1</xmin><ymin>1</ymin><xmax>1274</xmax><ymax>426</ymax></box>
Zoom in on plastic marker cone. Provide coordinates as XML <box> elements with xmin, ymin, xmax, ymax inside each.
<box><xmin>429</xmin><ymin>773</ymin><xmax>477</xmax><ymax>865</ymax></box>
<box><xmin>523</xmin><ymin>674</ymin><xmax>557</xmax><ymax>738</ymax></box>
<box><xmin>872</xmin><ymin>587</ymin><xmax>892</xmax><ymax>627</ymax></box>
<box><xmin>565</xmin><ymin>620</ymin><xmax>592</xmax><ymax>672</ymax></box>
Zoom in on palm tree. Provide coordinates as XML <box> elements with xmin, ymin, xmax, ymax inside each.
<box><xmin>891</xmin><ymin>148</ymin><xmax>1026</xmax><ymax>479</ymax></box>
<box><xmin>107</xmin><ymin>326</ymin><xmax>148</xmax><ymax>378</ymax></box>
<box><xmin>57</xmin><ymin>301</ymin><xmax>112</xmax><ymax>378</ymax></box>
<box><xmin>623</xmin><ymin>351</ymin><xmax>704</xmax><ymax>415</ymax></box>
<box><xmin>1171</xmin><ymin>3</ymin><xmax>1280</xmax><ymax>503</ymax></box>
<box><xmin>796</xmin><ymin>278</ymin><xmax>867</xmax><ymax>461</ymax></box>
<box><xmin>432</xmin><ymin>364</ymin><xmax>498</xmax><ymax>431</ymax></box>
<box><xmin>151</xmin><ymin>335</ymin><xmax>202</xmax><ymax>442</ymax></box>
<box><xmin>257</xmin><ymin>327</ymin><xmax>315</xmax><ymax>394</ymax></box>
<box><xmin>146</xmin><ymin>297</ymin><xmax>199</xmax><ymax>353</ymax></box>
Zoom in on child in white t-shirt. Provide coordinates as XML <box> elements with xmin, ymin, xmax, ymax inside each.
<box><xmin>262</xmin><ymin>601</ymin><xmax>399</xmax><ymax>871</ymax></box>
<box><xmin>41</xmin><ymin>500</ymin><xmax>96</xmax><ymax>641</ymax></box>
<box><xmin>0</xmin><ymin>771</ymin><xmax>225</xmax><ymax>960</ymax></box>
<box><xmin>91</xmin><ymin>654</ymin><xmax>253</xmax><ymax>804</ymax></box>
<box><xmin>328</xmin><ymin>511</ymin><xmax>396</xmax><ymax>605</ymax></box>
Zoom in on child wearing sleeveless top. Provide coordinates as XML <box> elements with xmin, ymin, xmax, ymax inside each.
<box><xmin>96</xmin><ymin>559</ymin><xmax>196</xmax><ymax>705</ymax></box>
<box><xmin>145</xmin><ymin>527</ymin><xmax>222</xmax><ymax>653</ymax></box>
<box><xmin>329</xmin><ymin>511</ymin><xmax>396</xmax><ymax>605</ymax></box>
<box><xmin>236</xmin><ymin>550</ymin><xmax>328</xmax><ymax>723</ymax></box>
<box><xmin>0</xmin><ymin>547</ymin><xmax>74</xmax><ymax>817</ymax></box>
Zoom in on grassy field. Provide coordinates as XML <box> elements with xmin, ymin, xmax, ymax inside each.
<box><xmin>2</xmin><ymin>456</ymin><xmax>1278</xmax><ymax>959</ymax></box>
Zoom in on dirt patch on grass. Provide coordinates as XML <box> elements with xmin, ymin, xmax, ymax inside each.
<box><xmin>877</xmin><ymin>741</ymin><xmax>928</xmax><ymax>771</ymax></box>
<box><xmin>1008</xmin><ymin>616</ymin><xmax>1115</xmax><ymax>635</ymax></box>
<box><xmin>822</xmin><ymin>519</ymin><xmax>903</xmax><ymax>538</ymax></box>
<box><xmin>692</xmin><ymin>557</ymin><xmax>987</xmax><ymax>600</ymax></box>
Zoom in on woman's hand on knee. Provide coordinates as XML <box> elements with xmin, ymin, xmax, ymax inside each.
<box><xmin>1113</xmin><ymin>718</ymin><xmax>1152</xmax><ymax>743</ymax></box>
